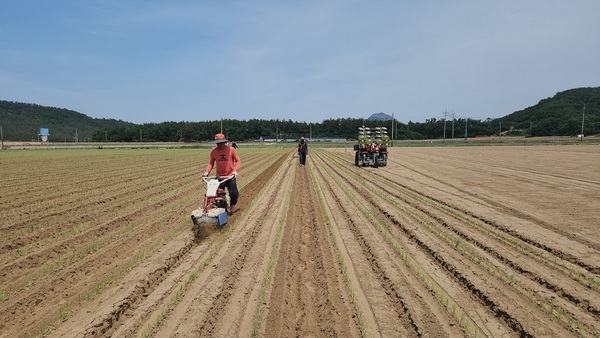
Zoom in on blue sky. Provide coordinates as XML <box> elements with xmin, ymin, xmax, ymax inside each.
<box><xmin>1</xmin><ymin>1</ymin><xmax>599</xmax><ymax>124</ymax></box>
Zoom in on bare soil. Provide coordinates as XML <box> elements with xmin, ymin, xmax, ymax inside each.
<box><xmin>1</xmin><ymin>144</ymin><xmax>599</xmax><ymax>337</ymax></box>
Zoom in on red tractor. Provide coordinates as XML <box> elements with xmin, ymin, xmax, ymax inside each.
<box><xmin>353</xmin><ymin>126</ymin><xmax>389</xmax><ymax>167</ymax></box>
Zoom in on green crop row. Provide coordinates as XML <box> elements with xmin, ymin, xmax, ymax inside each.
<box><xmin>325</xmin><ymin>149</ymin><xmax>598</xmax><ymax>337</ymax></box>
<box><xmin>250</xmin><ymin>167</ymin><xmax>294</xmax><ymax>337</ymax></box>
<box><xmin>142</xmin><ymin>152</ymin><xmax>284</xmax><ymax>338</ymax></box>
<box><xmin>319</xmin><ymin>159</ymin><xmax>480</xmax><ymax>337</ymax></box>
<box><xmin>309</xmin><ymin>165</ymin><xmax>367</xmax><ymax>337</ymax></box>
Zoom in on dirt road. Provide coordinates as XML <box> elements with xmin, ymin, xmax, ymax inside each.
<box><xmin>1</xmin><ymin>145</ymin><xmax>599</xmax><ymax>337</ymax></box>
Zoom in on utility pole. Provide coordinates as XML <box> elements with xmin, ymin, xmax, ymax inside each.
<box><xmin>499</xmin><ymin>121</ymin><xmax>502</xmax><ymax>138</ymax></box>
<box><xmin>530</xmin><ymin>122</ymin><xmax>532</xmax><ymax>137</ymax></box>
<box><xmin>393</xmin><ymin>117</ymin><xmax>396</xmax><ymax>147</ymax></box>
<box><xmin>391</xmin><ymin>113</ymin><xmax>394</xmax><ymax>147</ymax></box>
<box><xmin>451</xmin><ymin>112</ymin><xmax>455</xmax><ymax>141</ymax></box>
<box><xmin>140</xmin><ymin>128</ymin><xmax>142</xmax><ymax>142</ymax></box>
<box><xmin>443</xmin><ymin>110</ymin><xmax>447</xmax><ymax>143</ymax></box>
<box><xmin>581</xmin><ymin>103</ymin><xmax>586</xmax><ymax>142</ymax></box>
<box><xmin>464</xmin><ymin>118</ymin><xmax>468</xmax><ymax>141</ymax></box>
<box><xmin>0</xmin><ymin>125</ymin><xmax>3</xmax><ymax>150</ymax></box>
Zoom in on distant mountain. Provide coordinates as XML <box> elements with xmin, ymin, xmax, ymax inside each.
<box><xmin>367</xmin><ymin>112</ymin><xmax>394</xmax><ymax>121</ymax></box>
<box><xmin>0</xmin><ymin>100</ymin><xmax>134</xmax><ymax>141</ymax></box>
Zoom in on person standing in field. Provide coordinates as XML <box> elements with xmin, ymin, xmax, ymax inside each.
<box><xmin>203</xmin><ymin>133</ymin><xmax>241</xmax><ymax>214</ymax></box>
<box><xmin>298</xmin><ymin>136</ymin><xmax>308</xmax><ymax>166</ymax></box>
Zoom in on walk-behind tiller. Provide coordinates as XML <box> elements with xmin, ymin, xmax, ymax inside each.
<box><xmin>190</xmin><ymin>175</ymin><xmax>233</xmax><ymax>238</ymax></box>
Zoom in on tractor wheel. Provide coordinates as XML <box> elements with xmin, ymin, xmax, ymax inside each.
<box><xmin>355</xmin><ymin>151</ymin><xmax>359</xmax><ymax>166</ymax></box>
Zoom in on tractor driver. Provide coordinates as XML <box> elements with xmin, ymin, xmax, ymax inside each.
<box><xmin>203</xmin><ymin>133</ymin><xmax>241</xmax><ymax>214</ymax></box>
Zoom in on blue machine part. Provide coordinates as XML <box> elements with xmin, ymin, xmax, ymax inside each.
<box><xmin>217</xmin><ymin>211</ymin><xmax>228</xmax><ymax>226</ymax></box>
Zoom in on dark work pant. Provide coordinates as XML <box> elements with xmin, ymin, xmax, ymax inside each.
<box><xmin>299</xmin><ymin>151</ymin><xmax>307</xmax><ymax>165</ymax></box>
<box><xmin>220</xmin><ymin>177</ymin><xmax>239</xmax><ymax>205</ymax></box>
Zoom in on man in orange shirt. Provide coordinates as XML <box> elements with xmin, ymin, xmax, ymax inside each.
<box><xmin>203</xmin><ymin>133</ymin><xmax>241</xmax><ymax>214</ymax></box>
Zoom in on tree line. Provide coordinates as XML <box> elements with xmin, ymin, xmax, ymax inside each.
<box><xmin>2</xmin><ymin>86</ymin><xmax>599</xmax><ymax>142</ymax></box>
<box><xmin>88</xmin><ymin>117</ymin><xmax>505</xmax><ymax>143</ymax></box>
<box><xmin>89</xmin><ymin>86</ymin><xmax>600</xmax><ymax>142</ymax></box>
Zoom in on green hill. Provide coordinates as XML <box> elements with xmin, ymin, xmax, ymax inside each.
<box><xmin>499</xmin><ymin>87</ymin><xmax>600</xmax><ymax>136</ymax></box>
<box><xmin>2</xmin><ymin>86</ymin><xmax>599</xmax><ymax>142</ymax></box>
<box><xmin>0</xmin><ymin>100</ymin><xmax>134</xmax><ymax>142</ymax></box>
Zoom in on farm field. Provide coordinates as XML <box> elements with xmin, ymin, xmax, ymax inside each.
<box><xmin>1</xmin><ymin>144</ymin><xmax>599</xmax><ymax>337</ymax></box>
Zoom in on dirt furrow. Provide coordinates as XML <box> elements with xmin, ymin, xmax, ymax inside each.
<box><xmin>317</xmin><ymin>152</ymin><xmax>492</xmax><ymax>336</ymax></box>
<box><xmin>264</xmin><ymin>161</ymin><xmax>356</xmax><ymax>337</ymax></box>
<box><xmin>144</xmin><ymin>152</ymin><xmax>289</xmax><ymax>337</ymax></box>
<box><xmin>350</xmin><ymin>164</ymin><xmax>600</xmax><ymax>320</ymax></box>
<box><xmin>2</xmin><ymin>191</ymin><xmax>197</xmax><ymax>337</ymax></box>
<box><xmin>2</xmin><ymin>145</ymin><xmax>598</xmax><ymax>338</ymax></box>
<box><xmin>311</xmin><ymin>150</ymin><xmax>465</xmax><ymax>337</ymax></box>
<box><xmin>194</xmin><ymin>173</ymin><xmax>287</xmax><ymax>336</ymax></box>
<box><xmin>385</xmin><ymin>148</ymin><xmax>600</xmax><ymax>254</ymax></box>
<box><xmin>325</xmin><ymin>148</ymin><xmax>596</xmax><ymax>336</ymax></box>
<box><xmin>318</xmin><ymin>149</ymin><xmax>576</xmax><ymax>335</ymax></box>
<box><xmin>334</xmin><ymin>147</ymin><xmax>600</xmax><ymax>273</ymax></box>
<box><xmin>49</xmin><ymin>151</ymin><xmax>288</xmax><ymax>338</ymax></box>
<box><xmin>0</xmin><ymin>155</ymin><xmax>193</xmax><ymax>215</ymax></box>
<box><xmin>1</xmin><ymin>174</ymin><xmax>196</xmax><ymax>269</ymax></box>
<box><xmin>395</xmin><ymin>159</ymin><xmax>600</xmax><ymax>256</ymax></box>
<box><xmin>0</xmin><ymin>178</ymin><xmax>197</xmax><ymax>297</ymax></box>
<box><xmin>375</xmin><ymin>153</ymin><xmax>600</xmax><ymax>279</ymax></box>
<box><xmin>396</xmin><ymin>149</ymin><xmax>600</xmax><ymax>189</ymax></box>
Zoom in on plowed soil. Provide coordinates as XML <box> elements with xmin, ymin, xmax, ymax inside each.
<box><xmin>1</xmin><ymin>145</ymin><xmax>599</xmax><ymax>337</ymax></box>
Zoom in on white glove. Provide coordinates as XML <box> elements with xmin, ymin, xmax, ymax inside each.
<box><xmin>231</xmin><ymin>171</ymin><xmax>237</xmax><ymax>177</ymax></box>
<box><xmin>202</xmin><ymin>172</ymin><xmax>208</xmax><ymax>177</ymax></box>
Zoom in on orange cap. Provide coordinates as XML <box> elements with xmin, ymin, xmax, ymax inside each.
<box><xmin>214</xmin><ymin>133</ymin><xmax>228</xmax><ymax>143</ymax></box>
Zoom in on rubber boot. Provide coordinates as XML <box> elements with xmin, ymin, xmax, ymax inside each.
<box><xmin>229</xmin><ymin>204</ymin><xmax>237</xmax><ymax>215</ymax></box>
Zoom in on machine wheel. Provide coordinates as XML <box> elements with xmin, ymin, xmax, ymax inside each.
<box><xmin>355</xmin><ymin>151</ymin><xmax>359</xmax><ymax>166</ymax></box>
<box><xmin>192</xmin><ymin>223</ymin><xmax>205</xmax><ymax>239</ymax></box>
